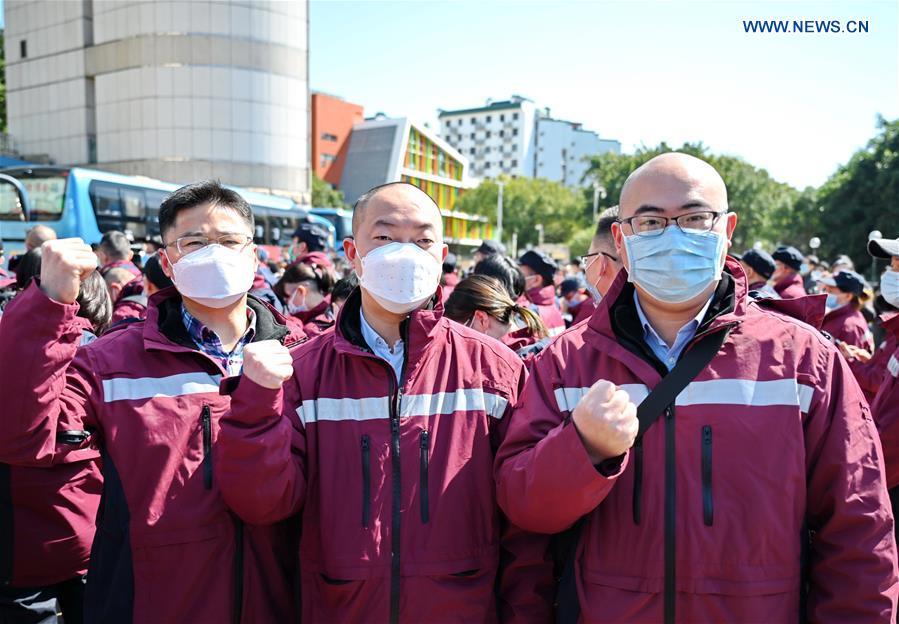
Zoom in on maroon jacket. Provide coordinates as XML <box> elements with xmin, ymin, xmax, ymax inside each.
<box><xmin>569</xmin><ymin>298</ymin><xmax>596</xmax><ymax>326</ymax></box>
<box><xmin>110</xmin><ymin>276</ymin><xmax>147</xmax><ymax>327</ymax></box>
<box><xmin>849</xmin><ymin>313</ymin><xmax>899</xmax><ymax>402</ymax></box>
<box><xmin>0</xmin><ymin>313</ymin><xmax>102</xmax><ymax>588</ymax></box>
<box><xmin>291</xmin><ymin>297</ymin><xmax>336</xmax><ymax>337</ymax></box>
<box><xmin>102</xmin><ymin>259</ymin><xmax>142</xmax><ymax>278</ymax></box>
<box><xmin>774</xmin><ymin>272</ymin><xmax>807</xmax><ymax>299</ymax></box>
<box><xmin>441</xmin><ymin>272</ymin><xmax>459</xmax><ymax>303</ymax></box>
<box><xmin>215</xmin><ymin>288</ymin><xmax>553</xmax><ymax>623</ymax></box>
<box><xmin>822</xmin><ymin>303</ymin><xmax>872</xmax><ymax>350</ymax></box>
<box><xmin>870</xmin><ymin>315</ymin><xmax>899</xmax><ymax>488</ymax></box>
<box><xmin>496</xmin><ymin>260</ymin><xmax>898</xmax><ymax>622</ymax></box>
<box><xmin>526</xmin><ymin>284</ymin><xmax>565</xmax><ymax>337</ymax></box>
<box><xmin>0</xmin><ymin>283</ymin><xmax>305</xmax><ymax>623</ymax></box>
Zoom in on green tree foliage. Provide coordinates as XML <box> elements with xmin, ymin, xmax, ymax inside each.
<box><xmin>311</xmin><ymin>172</ymin><xmax>347</xmax><ymax>208</ymax></box>
<box><xmin>455</xmin><ymin>176</ymin><xmax>586</xmax><ymax>249</ymax></box>
<box><xmin>813</xmin><ymin>116</ymin><xmax>899</xmax><ymax>275</ymax></box>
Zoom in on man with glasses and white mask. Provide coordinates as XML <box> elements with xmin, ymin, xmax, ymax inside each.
<box><xmin>214</xmin><ymin>181</ymin><xmax>552</xmax><ymax>623</ymax></box>
<box><xmin>0</xmin><ymin>180</ymin><xmax>305</xmax><ymax>623</ymax></box>
<box><xmin>582</xmin><ymin>205</ymin><xmax>624</xmax><ymax>302</ymax></box>
<box><xmin>496</xmin><ymin>153</ymin><xmax>898</xmax><ymax>622</ymax></box>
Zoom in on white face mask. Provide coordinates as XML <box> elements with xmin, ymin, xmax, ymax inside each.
<box><xmin>169</xmin><ymin>244</ymin><xmax>255</xmax><ymax>308</ymax></box>
<box><xmin>358</xmin><ymin>242</ymin><xmax>442</xmax><ymax>314</ymax></box>
<box><xmin>287</xmin><ymin>287</ymin><xmax>307</xmax><ymax>315</ymax></box>
<box><xmin>882</xmin><ymin>269</ymin><xmax>899</xmax><ymax>308</ymax></box>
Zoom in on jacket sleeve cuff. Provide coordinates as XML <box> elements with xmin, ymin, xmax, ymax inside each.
<box><xmin>19</xmin><ymin>281</ymin><xmax>82</xmax><ymax>331</ymax></box>
<box><xmin>558</xmin><ymin>418</ymin><xmax>629</xmax><ymax>489</ymax></box>
<box><xmin>220</xmin><ymin>375</ymin><xmax>284</xmax><ymax>425</ymax></box>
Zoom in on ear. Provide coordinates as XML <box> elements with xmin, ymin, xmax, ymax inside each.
<box><xmin>159</xmin><ymin>249</ymin><xmax>175</xmax><ymax>279</ymax></box>
<box><xmin>440</xmin><ymin>244</ymin><xmax>448</xmax><ymax>262</ymax></box>
<box><xmin>473</xmin><ymin>309</ymin><xmax>489</xmax><ymax>330</ymax></box>
<box><xmin>611</xmin><ymin>222</ymin><xmax>628</xmax><ymax>271</ymax></box>
<box><xmin>725</xmin><ymin>212</ymin><xmax>738</xmax><ymax>247</ymax></box>
<box><xmin>343</xmin><ymin>237</ymin><xmax>358</xmax><ymax>263</ymax></box>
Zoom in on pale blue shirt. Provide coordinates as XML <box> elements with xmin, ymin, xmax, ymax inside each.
<box><xmin>360</xmin><ymin>309</ymin><xmax>405</xmax><ymax>382</ymax></box>
<box><xmin>634</xmin><ymin>291</ymin><xmax>713</xmax><ymax>371</ymax></box>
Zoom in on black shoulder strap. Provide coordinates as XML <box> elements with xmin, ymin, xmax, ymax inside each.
<box><xmin>554</xmin><ymin>326</ymin><xmax>730</xmax><ymax>624</ymax></box>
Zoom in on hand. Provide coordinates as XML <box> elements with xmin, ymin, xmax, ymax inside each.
<box><xmin>40</xmin><ymin>238</ymin><xmax>98</xmax><ymax>304</ymax></box>
<box><xmin>571</xmin><ymin>380</ymin><xmax>639</xmax><ymax>464</ymax></box>
<box><xmin>838</xmin><ymin>342</ymin><xmax>871</xmax><ymax>363</ymax></box>
<box><xmin>242</xmin><ymin>341</ymin><xmax>294</xmax><ymax>389</ymax></box>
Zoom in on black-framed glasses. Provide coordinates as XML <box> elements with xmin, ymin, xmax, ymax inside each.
<box><xmin>579</xmin><ymin>251</ymin><xmax>618</xmax><ymax>265</ymax></box>
<box><xmin>618</xmin><ymin>211</ymin><xmax>727</xmax><ymax>237</ymax></box>
<box><xmin>164</xmin><ymin>233</ymin><xmax>253</xmax><ymax>256</ymax></box>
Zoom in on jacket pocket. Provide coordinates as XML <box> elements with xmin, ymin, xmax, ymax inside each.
<box><xmin>201</xmin><ymin>405</ymin><xmax>213</xmax><ymax>490</ymax></box>
<box><xmin>361</xmin><ymin>434</ymin><xmax>370</xmax><ymax>528</ymax></box>
<box><xmin>420</xmin><ymin>430</ymin><xmax>430</xmax><ymax>524</ymax></box>
<box><xmin>701</xmin><ymin>425</ymin><xmax>713</xmax><ymax>526</ymax></box>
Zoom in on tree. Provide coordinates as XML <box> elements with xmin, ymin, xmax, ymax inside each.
<box><xmin>311</xmin><ymin>172</ymin><xmax>347</xmax><ymax>208</ymax></box>
<box><xmin>455</xmin><ymin>176</ymin><xmax>587</xmax><ymax>249</ymax></box>
<box><xmin>813</xmin><ymin>116</ymin><xmax>899</xmax><ymax>275</ymax></box>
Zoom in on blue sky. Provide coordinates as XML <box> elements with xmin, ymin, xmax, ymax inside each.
<box><xmin>310</xmin><ymin>0</ymin><xmax>898</xmax><ymax>189</ymax></box>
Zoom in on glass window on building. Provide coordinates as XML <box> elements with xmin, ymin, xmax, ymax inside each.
<box><xmin>513</xmin><ymin>112</ymin><xmax>519</xmax><ymax>120</ymax></box>
<box><xmin>500</xmin><ymin>114</ymin><xmax>505</xmax><ymax>122</ymax></box>
<box><xmin>486</xmin><ymin>131</ymin><xmax>491</xmax><ymax>138</ymax></box>
<box><xmin>513</xmin><ymin>129</ymin><xmax>519</xmax><ymax>136</ymax></box>
<box><xmin>486</xmin><ymin>115</ymin><xmax>492</xmax><ymax>122</ymax></box>
<box><xmin>470</xmin><ymin>117</ymin><xmax>476</xmax><ymax>124</ymax></box>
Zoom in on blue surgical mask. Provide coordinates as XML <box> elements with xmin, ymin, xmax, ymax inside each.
<box><xmin>623</xmin><ymin>226</ymin><xmax>726</xmax><ymax>304</ymax></box>
<box><xmin>825</xmin><ymin>293</ymin><xmax>840</xmax><ymax>310</ymax></box>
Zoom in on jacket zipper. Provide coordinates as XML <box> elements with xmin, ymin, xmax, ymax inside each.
<box><xmin>419</xmin><ymin>430</ymin><xmax>430</xmax><ymax>523</ymax></box>
<box><xmin>701</xmin><ymin>425</ymin><xmax>713</xmax><ymax>526</ymax></box>
<box><xmin>632</xmin><ymin>436</ymin><xmax>643</xmax><ymax>524</ymax></box>
<box><xmin>201</xmin><ymin>405</ymin><xmax>213</xmax><ymax>490</ymax></box>
<box><xmin>232</xmin><ymin>515</ymin><xmax>244</xmax><ymax>624</ymax></box>
<box><xmin>389</xmin><ymin>320</ymin><xmax>410</xmax><ymax>624</ymax></box>
<box><xmin>361</xmin><ymin>435</ymin><xmax>371</xmax><ymax>528</ymax></box>
<box><xmin>664</xmin><ymin>405</ymin><xmax>676</xmax><ymax>624</ymax></box>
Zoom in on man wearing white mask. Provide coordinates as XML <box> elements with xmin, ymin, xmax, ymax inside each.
<box><xmin>0</xmin><ymin>180</ymin><xmax>305</xmax><ymax>622</ymax></box>
<box><xmin>214</xmin><ymin>182</ymin><xmax>553</xmax><ymax>623</ymax></box>
<box><xmin>496</xmin><ymin>153</ymin><xmax>898</xmax><ymax>622</ymax></box>
<box><xmin>582</xmin><ymin>205</ymin><xmax>623</xmax><ymax>302</ymax></box>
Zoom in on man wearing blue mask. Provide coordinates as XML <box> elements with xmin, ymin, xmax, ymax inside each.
<box><xmin>496</xmin><ymin>152</ymin><xmax>898</xmax><ymax>622</ymax></box>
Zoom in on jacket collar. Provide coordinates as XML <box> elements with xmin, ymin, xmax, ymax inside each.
<box><xmin>881</xmin><ymin>310</ymin><xmax>899</xmax><ymax>337</ymax></box>
<box><xmin>526</xmin><ymin>284</ymin><xmax>557</xmax><ymax>306</ymax></box>
<box><xmin>334</xmin><ymin>287</ymin><xmax>445</xmax><ymax>362</ymax></box>
<box><xmin>774</xmin><ymin>271</ymin><xmax>803</xmax><ymax>293</ymax></box>
<box><xmin>143</xmin><ymin>287</ymin><xmax>301</xmax><ymax>356</ymax></box>
<box><xmin>823</xmin><ymin>300</ymin><xmax>860</xmax><ymax>323</ymax></box>
<box><xmin>293</xmin><ymin>297</ymin><xmax>332</xmax><ymax>326</ymax></box>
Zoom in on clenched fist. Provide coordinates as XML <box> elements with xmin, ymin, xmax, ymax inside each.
<box><xmin>571</xmin><ymin>380</ymin><xmax>639</xmax><ymax>464</ymax></box>
<box><xmin>242</xmin><ymin>340</ymin><xmax>294</xmax><ymax>390</ymax></box>
<box><xmin>40</xmin><ymin>238</ymin><xmax>99</xmax><ymax>304</ymax></box>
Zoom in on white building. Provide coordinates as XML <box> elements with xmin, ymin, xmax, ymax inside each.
<box><xmin>534</xmin><ymin>116</ymin><xmax>621</xmax><ymax>187</ymax></box>
<box><xmin>438</xmin><ymin>96</ymin><xmax>621</xmax><ymax>187</ymax></box>
<box><xmin>437</xmin><ymin>96</ymin><xmax>538</xmax><ymax>180</ymax></box>
<box><xmin>3</xmin><ymin>0</ymin><xmax>310</xmax><ymax>198</ymax></box>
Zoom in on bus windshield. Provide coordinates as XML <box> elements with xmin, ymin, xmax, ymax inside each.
<box><xmin>0</xmin><ymin>172</ymin><xmax>67</xmax><ymax>221</ymax></box>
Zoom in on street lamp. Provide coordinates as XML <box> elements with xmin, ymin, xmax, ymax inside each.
<box><xmin>496</xmin><ymin>181</ymin><xmax>504</xmax><ymax>244</ymax></box>
<box><xmin>809</xmin><ymin>237</ymin><xmax>821</xmax><ymax>250</ymax></box>
<box><xmin>592</xmin><ymin>183</ymin><xmax>606</xmax><ymax>222</ymax></box>
<box><xmin>535</xmin><ymin>224</ymin><xmax>544</xmax><ymax>247</ymax></box>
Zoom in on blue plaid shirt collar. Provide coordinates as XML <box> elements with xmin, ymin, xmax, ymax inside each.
<box><xmin>180</xmin><ymin>303</ymin><xmax>257</xmax><ymax>376</ymax></box>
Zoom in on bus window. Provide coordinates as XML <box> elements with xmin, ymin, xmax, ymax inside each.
<box><xmin>145</xmin><ymin>189</ymin><xmax>168</xmax><ymax>237</ymax></box>
<box><xmin>88</xmin><ymin>181</ymin><xmax>150</xmax><ymax>239</ymax></box>
<box><xmin>22</xmin><ymin>176</ymin><xmax>66</xmax><ymax>221</ymax></box>
<box><xmin>0</xmin><ymin>184</ymin><xmax>24</xmax><ymax>221</ymax></box>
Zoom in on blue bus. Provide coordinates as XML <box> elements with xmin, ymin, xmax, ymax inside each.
<box><xmin>0</xmin><ymin>166</ymin><xmax>334</xmax><ymax>260</ymax></box>
<box><xmin>310</xmin><ymin>207</ymin><xmax>353</xmax><ymax>242</ymax></box>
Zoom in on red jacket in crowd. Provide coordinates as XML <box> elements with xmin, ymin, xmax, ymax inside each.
<box><xmin>0</xmin><ymin>313</ymin><xmax>102</xmax><ymax>589</ymax></box>
<box><xmin>822</xmin><ymin>302</ymin><xmax>872</xmax><ymax>351</ymax></box>
<box><xmin>569</xmin><ymin>297</ymin><xmax>597</xmax><ymax>326</ymax></box>
<box><xmin>110</xmin><ymin>276</ymin><xmax>147</xmax><ymax>326</ymax></box>
<box><xmin>870</xmin><ymin>314</ymin><xmax>899</xmax><ymax>489</ymax></box>
<box><xmin>441</xmin><ymin>271</ymin><xmax>459</xmax><ymax>303</ymax></box>
<box><xmin>525</xmin><ymin>284</ymin><xmax>565</xmax><ymax>337</ymax></box>
<box><xmin>773</xmin><ymin>271</ymin><xmax>808</xmax><ymax>299</ymax></box>
<box><xmin>850</xmin><ymin>312</ymin><xmax>899</xmax><ymax>403</ymax></box>
<box><xmin>291</xmin><ymin>297</ymin><xmax>336</xmax><ymax>337</ymax></box>
<box><xmin>0</xmin><ymin>284</ymin><xmax>305</xmax><ymax>623</ymax></box>
<box><xmin>215</xmin><ymin>288</ymin><xmax>553</xmax><ymax>623</ymax></box>
<box><xmin>496</xmin><ymin>260</ymin><xmax>898</xmax><ymax>622</ymax></box>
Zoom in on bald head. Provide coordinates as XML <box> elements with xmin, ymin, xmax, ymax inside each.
<box><xmin>619</xmin><ymin>153</ymin><xmax>728</xmax><ymax>219</ymax></box>
<box><xmin>352</xmin><ymin>182</ymin><xmax>443</xmax><ymax>239</ymax></box>
<box><xmin>25</xmin><ymin>225</ymin><xmax>57</xmax><ymax>251</ymax></box>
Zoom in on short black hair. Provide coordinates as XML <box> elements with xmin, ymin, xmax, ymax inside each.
<box><xmin>15</xmin><ymin>247</ymin><xmax>42</xmax><ymax>289</ymax></box>
<box><xmin>158</xmin><ymin>180</ymin><xmax>254</xmax><ymax>240</ymax></box>
<box><xmin>331</xmin><ymin>272</ymin><xmax>360</xmax><ymax>303</ymax></box>
<box><xmin>351</xmin><ymin>181</ymin><xmax>436</xmax><ymax>236</ymax></box>
<box><xmin>77</xmin><ymin>270</ymin><xmax>112</xmax><ymax>335</ymax></box>
<box><xmin>594</xmin><ymin>205</ymin><xmax>619</xmax><ymax>241</ymax></box>
<box><xmin>472</xmin><ymin>254</ymin><xmax>526</xmax><ymax>299</ymax></box>
<box><xmin>99</xmin><ymin>230</ymin><xmax>132</xmax><ymax>262</ymax></box>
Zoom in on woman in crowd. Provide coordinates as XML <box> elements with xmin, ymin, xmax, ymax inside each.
<box><xmin>818</xmin><ymin>269</ymin><xmax>874</xmax><ymax>350</ymax></box>
<box><xmin>274</xmin><ymin>251</ymin><xmax>338</xmax><ymax>337</ymax></box>
<box><xmin>444</xmin><ymin>274</ymin><xmax>549</xmax><ymax>363</ymax></box>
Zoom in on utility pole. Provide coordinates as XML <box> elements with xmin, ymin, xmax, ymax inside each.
<box><xmin>496</xmin><ymin>181</ymin><xmax>504</xmax><ymax>244</ymax></box>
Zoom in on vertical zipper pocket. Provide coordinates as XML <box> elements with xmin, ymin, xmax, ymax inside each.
<box><xmin>701</xmin><ymin>425</ymin><xmax>713</xmax><ymax>526</ymax></box>
<box><xmin>632</xmin><ymin>436</ymin><xmax>643</xmax><ymax>525</ymax></box>
<box><xmin>420</xmin><ymin>430</ymin><xmax>430</xmax><ymax>524</ymax></box>
<box><xmin>201</xmin><ymin>405</ymin><xmax>213</xmax><ymax>490</ymax></box>
<box><xmin>361</xmin><ymin>435</ymin><xmax>371</xmax><ymax>528</ymax></box>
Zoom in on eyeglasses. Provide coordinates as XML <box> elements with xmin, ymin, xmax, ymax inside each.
<box><xmin>164</xmin><ymin>233</ymin><xmax>253</xmax><ymax>256</ymax></box>
<box><xmin>618</xmin><ymin>211</ymin><xmax>726</xmax><ymax>238</ymax></box>
<box><xmin>579</xmin><ymin>251</ymin><xmax>618</xmax><ymax>265</ymax></box>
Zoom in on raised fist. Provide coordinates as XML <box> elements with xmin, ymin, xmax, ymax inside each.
<box><xmin>242</xmin><ymin>340</ymin><xmax>294</xmax><ymax>390</ymax></box>
<box><xmin>40</xmin><ymin>238</ymin><xmax>98</xmax><ymax>304</ymax></box>
<box><xmin>571</xmin><ymin>379</ymin><xmax>639</xmax><ymax>464</ymax></box>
